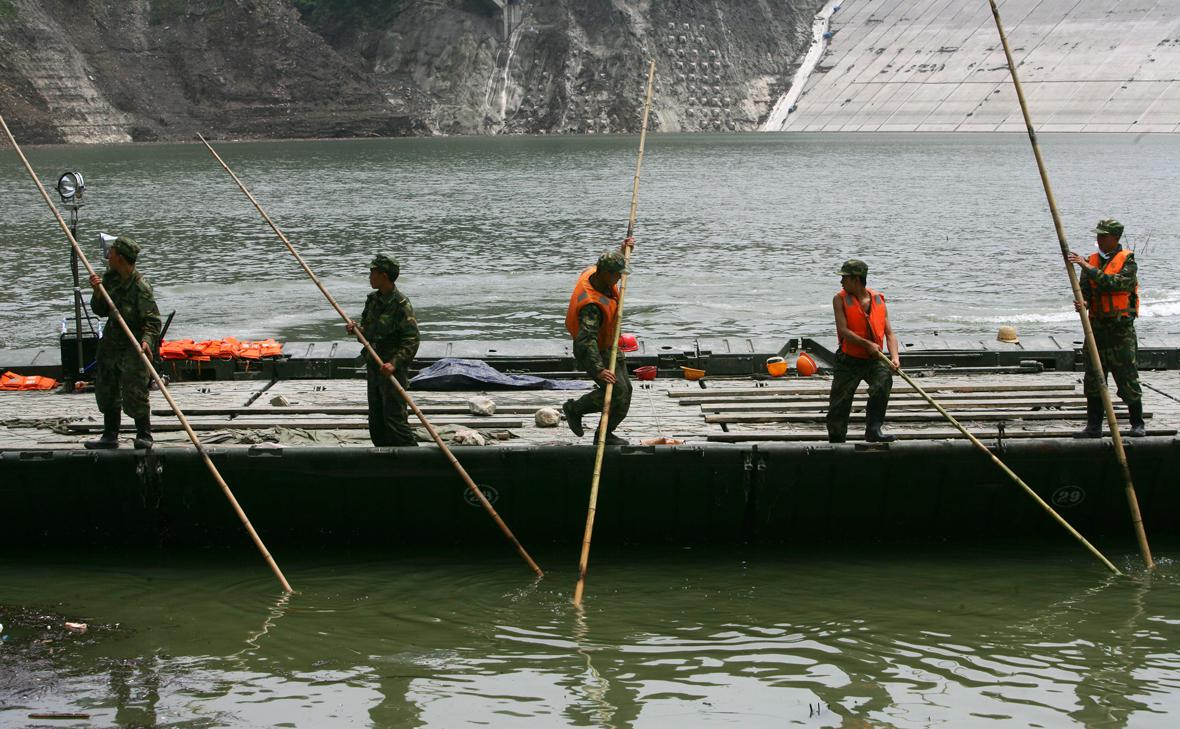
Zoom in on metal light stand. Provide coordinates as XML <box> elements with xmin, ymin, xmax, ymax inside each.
<box><xmin>68</xmin><ymin>206</ymin><xmax>84</xmax><ymax>381</ymax></box>
<box><xmin>57</xmin><ymin>171</ymin><xmax>91</xmax><ymax>387</ymax></box>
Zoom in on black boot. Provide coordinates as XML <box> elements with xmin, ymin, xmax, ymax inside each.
<box><xmin>1073</xmin><ymin>397</ymin><xmax>1103</xmax><ymax>438</ymax></box>
<box><xmin>562</xmin><ymin>400</ymin><xmax>584</xmax><ymax>437</ymax></box>
<box><xmin>826</xmin><ymin>421</ymin><xmax>846</xmax><ymax>444</ymax></box>
<box><xmin>863</xmin><ymin>397</ymin><xmax>896</xmax><ymax>443</ymax></box>
<box><xmin>133</xmin><ymin>415</ymin><xmax>154</xmax><ymax>450</ymax></box>
<box><xmin>85</xmin><ymin>410</ymin><xmax>121</xmax><ymax>450</ymax></box>
<box><xmin>594</xmin><ymin>430</ymin><xmax>628</xmax><ymax>446</ymax></box>
<box><xmin>1128</xmin><ymin>401</ymin><xmax>1147</xmax><ymax>437</ymax></box>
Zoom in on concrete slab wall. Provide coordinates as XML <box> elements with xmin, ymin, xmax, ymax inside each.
<box><xmin>766</xmin><ymin>0</ymin><xmax>1180</xmax><ymax>132</ymax></box>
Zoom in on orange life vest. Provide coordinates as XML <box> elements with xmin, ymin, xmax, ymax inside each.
<box><xmin>838</xmin><ymin>288</ymin><xmax>888</xmax><ymax>359</ymax></box>
<box><xmin>257</xmin><ymin>339</ymin><xmax>282</xmax><ymax>358</ymax></box>
<box><xmin>0</xmin><ymin>371</ymin><xmax>57</xmax><ymax>390</ymax></box>
<box><xmin>1086</xmin><ymin>249</ymin><xmax>1139</xmax><ymax>319</ymax></box>
<box><xmin>158</xmin><ymin>338</ymin><xmax>283</xmax><ymax>362</ymax></box>
<box><xmin>159</xmin><ymin>340</ymin><xmax>192</xmax><ymax>360</ymax></box>
<box><xmin>565</xmin><ymin>266</ymin><xmax>620</xmax><ymax>351</ymax></box>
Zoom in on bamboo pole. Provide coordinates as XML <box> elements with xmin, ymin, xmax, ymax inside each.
<box><xmin>881</xmin><ymin>353</ymin><xmax>1121</xmax><ymax>575</ymax></box>
<box><xmin>0</xmin><ymin>114</ymin><xmax>294</xmax><ymax>594</ymax></box>
<box><xmin>197</xmin><ymin>135</ymin><xmax>543</xmax><ymax>577</ymax></box>
<box><xmin>988</xmin><ymin>0</ymin><xmax>1153</xmax><ymax>569</ymax></box>
<box><xmin>573</xmin><ymin>60</ymin><xmax>657</xmax><ymax>607</ymax></box>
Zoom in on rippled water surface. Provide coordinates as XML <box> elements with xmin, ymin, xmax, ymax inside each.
<box><xmin>3</xmin><ymin>546</ymin><xmax>1180</xmax><ymax>727</ymax></box>
<box><xmin>2</xmin><ymin>133</ymin><xmax>1179</xmax><ymax>351</ymax></box>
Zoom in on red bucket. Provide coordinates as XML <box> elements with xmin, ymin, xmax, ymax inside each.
<box><xmin>634</xmin><ymin>365</ymin><xmax>657</xmax><ymax>381</ymax></box>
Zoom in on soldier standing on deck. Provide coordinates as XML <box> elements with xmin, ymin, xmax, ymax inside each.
<box><xmin>562</xmin><ymin>241</ymin><xmax>634</xmax><ymax>446</ymax></box>
<box><xmin>85</xmin><ymin>237</ymin><xmax>162</xmax><ymax>450</ymax></box>
<box><xmin>826</xmin><ymin>259</ymin><xmax>900</xmax><ymax>444</ymax></box>
<box><xmin>1067</xmin><ymin>219</ymin><xmax>1147</xmax><ymax>438</ymax></box>
<box><xmin>346</xmin><ymin>254</ymin><xmax>420</xmax><ymax>447</ymax></box>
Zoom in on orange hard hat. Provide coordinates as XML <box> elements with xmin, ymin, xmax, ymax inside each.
<box><xmin>618</xmin><ymin>333</ymin><xmax>639</xmax><ymax>352</ymax></box>
<box><xmin>795</xmin><ymin>352</ymin><xmax>817</xmax><ymax>377</ymax></box>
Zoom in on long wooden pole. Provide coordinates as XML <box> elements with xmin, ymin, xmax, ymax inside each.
<box><xmin>881</xmin><ymin>353</ymin><xmax>1120</xmax><ymax>574</ymax></box>
<box><xmin>988</xmin><ymin>0</ymin><xmax>1152</xmax><ymax>569</ymax></box>
<box><xmin>0</xmin><ymin>114</ymin><xmax>294</xmax><ymax>594</ymax></box>
<box><xmin>573</xmin><ymin>60</ymin><xmax>657</xmax><ymax>607</ymax></box>
<box><xmin>198</xmin><ymin>135</ymin><xmax>543</xmax><ymax>577</ymax></box>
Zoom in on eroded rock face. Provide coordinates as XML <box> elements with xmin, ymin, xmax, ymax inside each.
<box><xmin>0</xmin><ymin>0</ymin><xmax>820</xmax><ymax>143</ymax></box>
<box><xmin>0</xmin><ymin>0</ymin><xmax>424</xmax><ymax>143</ymax></box>
<box><xmin>326</xmin><ymin>0</ymin><xmax>820</xmax><ymax>135</ymax></box>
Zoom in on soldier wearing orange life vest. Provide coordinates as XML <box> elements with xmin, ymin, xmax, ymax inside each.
<box><xmin>561</xmin><ymin>240</ymin><xmax>634</xmax><ymax>445</ymax></box>
<box><xmin>1067</xmin><ymin>218</ymin><xmax>1146</xmax><ymax>438</ymax></box>
<box><xmin>827</xmin><ymin>259</ymin><xmax>900</xmax><ymax>443</ymax></box>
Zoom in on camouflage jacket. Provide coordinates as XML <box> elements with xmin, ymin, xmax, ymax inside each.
<box><xmin>90</xmin><ymin>269</ymin><xmax>162</xmax><ymax>351</ymax></box>
<box><xmin>1081</xmin><ymin>247</ymin><xmax>1138</xmax><ymax>320</ymax></box>
<box><xmin>360</xmin><ymin>287</ymin><xmax>420</xmax><ymax>370</ymax></box>
<box><xmin>573</xmin><ymin>305</ymin><xmax>609</xmax><ymax>376</ymax></box>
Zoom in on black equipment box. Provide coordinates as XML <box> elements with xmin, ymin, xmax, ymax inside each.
<box><xmin>60</xmin><ymin>331</ymin><xmax>100</xmax><ymax>381</ymax></box>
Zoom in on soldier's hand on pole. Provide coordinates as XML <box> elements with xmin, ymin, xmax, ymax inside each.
<box><xmin>379</xmin><ymin>361</ymin><xmax>395</xmax><ymax>377</ymax></box>
<box><xmin>622</xmin><ymin>236</ymin><xmax>635</xmax><ymax>251</ymax></box>
<box><xmin>1074</xmin><ymin>300</ymin><xmax>1087</xmax><ymax>313</ymax></box>
<box><xmin>345</xmin><ymin>320</ymin><xmax>358</xmax><ymax>334</ymax></box>
<box><xmin>1066</xmin><ymin>252</ymin><xmax>1090</xmax><ymax>270</ymax></box>
<box><xmin>88</xmin><ymin>273</ymin><xmax>101</xmax><ymax>288</ymax></box>
<box><xmin>890</xmin><ymin>353</ymin><xmax>901</xmax><ymax>370</ymax></box>
<box><xmin>597</xmin><ymin>367</ymin><xmax>617</xmax><ymax>384</ymax></box>
<box><xmin>140</xmin><ymin>340</ymin><xmax>152</xmax><ymax>355</ymax></box>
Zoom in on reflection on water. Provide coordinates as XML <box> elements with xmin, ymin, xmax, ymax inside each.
<box><xmin>2</xmin><ymin>133</ymin><xmax>1180</xmax><ymax>351</ymax></box>
<box><xmin>2</xmin><ymin>545</ymin><xmax>1179</xmax><ymax>727</ymax></box>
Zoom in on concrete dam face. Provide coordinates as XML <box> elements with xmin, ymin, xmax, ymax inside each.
<box><xmin>765</xmin><ymin>0</ymin><xmax>1180</xmax><ymax>133</ymax></box>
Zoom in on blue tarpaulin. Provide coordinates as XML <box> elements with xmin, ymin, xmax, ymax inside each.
<box><xmin>409</xmin><ymin>358</ymin><xmax>591</xmax><ymax>391</ymax></box>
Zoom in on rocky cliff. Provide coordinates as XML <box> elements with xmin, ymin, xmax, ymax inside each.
<box><xmin>0</xmin><ymin>0</ymin><xmax>821</xmax><ymax>143</ymax></box>
<box><xmin>0</xmin><ymin>0</ymin><xmax>424</xmax><ymax>144</ymax></box>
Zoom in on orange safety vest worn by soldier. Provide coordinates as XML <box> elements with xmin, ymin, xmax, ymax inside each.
<box><xmin>1068</xmin><ymin>218</ymin><xmax>1146</xmax><ymax>438</ymax></box>
<box><xmin>827</xmin><ymin>259</ymin><xmax>900</xmax><ymax>444</ymax></box>
<box><xmin>1084</xmin><ymin>249</ymin><xmax>1138</xmax><ymax>319</ymax></box>
<box><xmin>838</xmin><ymin>289</ymin><xmax>888</xmax><ymax>359</ymax></box>
<box><xmin>562</xmin><ymin>244</ymin><xmax>633</xmax><ymax>446</ymax></box>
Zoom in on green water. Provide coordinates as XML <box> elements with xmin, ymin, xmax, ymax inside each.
<box><xmin>3</xmin><ymin>545</ymin><xmax>1179</xmax><ymax>727</ymax></box>
<box><xmin>5</xmin><ymin>132</ymin><xmax>1180</xmax><ymax>727</ymax></box>
<box><xmin>3</xmin><ymin>133</ymin><xmax>1180</xmax><ymax>352</ymax></box>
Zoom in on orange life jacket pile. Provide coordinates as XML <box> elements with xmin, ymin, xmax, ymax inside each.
<box><xmin>158</xmin><ymin>338</ymin><xmax>283</xmax><ymax>362</ymax></box>
<box><xmin>0</xmin><ymin>371</ymin><xmax>58</xmax><ymax>391</ymax></box>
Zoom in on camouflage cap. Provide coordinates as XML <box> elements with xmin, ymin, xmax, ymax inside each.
<box><xmin>837</xmin><ymin>259</ymin><xmax>868</xmax><ymax>277</ymax></box>
<box><xmin>369</xmin><ymin>254</ymin><xmax>400</xmax><ymax>278</ymax></box>
<box><xmin>596</xmin><ymin>250</ymin><xmax>631</xmax><ymax>274</ymax></box>
<box><xmin>1092</xmin><ymin>219</ymin><xmax>1124</xmax><ymax>237</ymax></box>
<box><xmin>111</xmin><ymin>236</ymin><xmax>140</xmax><ymax>263</ymax></box>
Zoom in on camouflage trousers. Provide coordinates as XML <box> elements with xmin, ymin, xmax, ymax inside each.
<box><xmin>826</xmin><ymin>351</ymin><xmax>893</xmax><ymax>442</ymax></box>
<box><xmin>1083</xmin><ymin>318</ymin><xmax>1142</xmax><ymax>405</ymax></box>
<box><xmin>367</xmin><ymin>366</ymin><xmax>417</xmax><ymax>447</ymax></box>
<box><xmin>95</xmin><ymin>346</ymin><xmax>150</xmax><ymax>419</ymax></box>
<box><xmin>566</xmin><ymin>353</ymin><xmax>632</xmax><ymax>433</ymax></box>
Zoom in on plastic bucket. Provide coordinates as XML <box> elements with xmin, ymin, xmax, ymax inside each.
<box><xmin>634</xmin><ymin>365</ymin><xmax>657</xmax><ymax>381</ymax></box>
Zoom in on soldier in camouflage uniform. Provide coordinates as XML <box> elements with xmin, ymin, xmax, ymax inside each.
<box><xmin>1067</xmin><ymin>219</ymin><xmax>1146</xmax><ymax>437</ymax></box>
<box><xmin>85</xmin><ymin>237</ymin><xmax>162</xmax><ymax>450</ymax></box>
<box><xmin>346</xmin><ymin>254</ymin><xmax>420</xmax><ymax>447</ymax></box>
<box><xmin>562</xmin><ymin>242</ymin><xmax>634</xmax><ymax>445</ymax></box>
